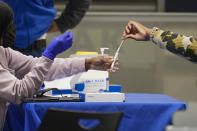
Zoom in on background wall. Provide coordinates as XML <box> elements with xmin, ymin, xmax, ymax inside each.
<box><xmin>47</xmin><ymin>0</ymin><xmax>197</xmax><ymax>129</ymax></box>
<box><xmin>48</xmin><ymin>13</ymin><xmax>197</xmax><ymax>101</ymax></box>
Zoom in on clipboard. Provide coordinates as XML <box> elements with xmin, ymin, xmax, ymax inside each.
<box><xmin>22</xmin><ymin>96</ymin><xmax>82</xmax><ymax>102</ymax></box>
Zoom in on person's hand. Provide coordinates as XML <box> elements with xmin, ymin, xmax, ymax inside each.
<box><xmin>42</xmin><ymin>31</ymin><xmax>73</xmax><ymax>60</ymax></box>
<box><xmin>122</xmin><ymin>20</ymin><xmax>152</xmax><ymax>41</ymax></box>
<box><xmin>47</xmin><ymin>21</ymin><xmax>59</xmax><ymax>33</ymax></box>
<box><xmin>85</xmin><ymin>56</ymin><xmax>119</xmax><ymax>72</ymax></box>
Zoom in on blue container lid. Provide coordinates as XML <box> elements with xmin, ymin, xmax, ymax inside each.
<box><xmin>109</xmin><ymin>84</ymin><xmax>122</xmax><ymax>92</ymax></box>
<box><xmin>75</xmin><ymin>83</ymin><xmax>85</xmax><ymax>91</ymax></box>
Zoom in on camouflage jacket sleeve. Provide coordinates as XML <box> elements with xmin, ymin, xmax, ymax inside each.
<box><xmin>152</xmin><ymin>28</ymin><xmax>197</xmax><ymax>62</ymax></box>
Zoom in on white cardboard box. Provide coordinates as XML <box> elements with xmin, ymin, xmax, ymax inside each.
<box><xmin>79</xmin><ymin>92</ymin><xmax>125</xmax><ymax>102</ymax></box>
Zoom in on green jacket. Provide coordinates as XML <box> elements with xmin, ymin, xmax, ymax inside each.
<box><xmin>152</xmin><ymin>29</ymin><xmax>197</xmax><ymax>62</ymax></box>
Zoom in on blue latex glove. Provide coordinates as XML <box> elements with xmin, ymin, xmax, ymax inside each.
<box><xmin>42</xmin><ymin>31</ymin><xmax>73</xmax><ymax>60</ymax></box>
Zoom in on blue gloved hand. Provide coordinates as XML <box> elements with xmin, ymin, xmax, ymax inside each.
<box><xmin>42</xmin><ymin>31</ymin><xmax>73</xmax><ymax>60</ymax></box>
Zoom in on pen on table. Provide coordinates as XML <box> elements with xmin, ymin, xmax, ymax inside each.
<box><xmin>110</xmin><ymin>40</ymin><xmax>124</xmax><ymax>70</ymax></box>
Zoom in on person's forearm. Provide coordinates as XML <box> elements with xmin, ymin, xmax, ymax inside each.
<box><xmin>0</xmin><ymin>56</ymin><xmax>53</xmax><ymax>104</ymax></box>
<box><xmin>45</xmin><ymin>58</ymin><xmax>86</xmax><ymax>81</ymax></box>
<box><xmin>85</xmin><ymin>57</ymin><xmax>92</xmax><ymax>71</ymax></box>
<box><xmin>151</xmin><ymin>28</ymin><xmax>197</xmax><ymax>62</ymax></box>
<box><xmin>55</xmin><ymin>0</ymin><xmax>91</xmax><ymax>33</ymax></box>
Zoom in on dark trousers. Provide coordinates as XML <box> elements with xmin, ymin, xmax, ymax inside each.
<box><xmin>11</xmin><ymin>39</ymin><xmax>46</xmax><ymax>57</ymax></box>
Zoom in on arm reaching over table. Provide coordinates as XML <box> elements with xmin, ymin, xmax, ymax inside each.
<box><xmin>122</xmin><ymin>20</ymin><xmax>197</xmax><ymax>62</ymax></box>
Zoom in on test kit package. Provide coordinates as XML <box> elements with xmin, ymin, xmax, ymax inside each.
<box><xmin>79</xmin><ymin>92</ymin><xmax>125</xmax><ymax>102</ymax></box>
<box><xmin>73</xmin><ymin>70</ymin><xmax>109</xmax><ymax>93</ymax></box>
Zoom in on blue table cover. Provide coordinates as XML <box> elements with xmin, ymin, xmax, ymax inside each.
<box><xmin>4</xmin><ymin>93</ymin><xmax>187</xmax><ymax>131</ymax></box>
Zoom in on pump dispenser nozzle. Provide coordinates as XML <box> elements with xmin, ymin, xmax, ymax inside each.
<box><xmin>100</xmin><ymin>48</ymin><xmax>109</xmax><ymax>56</ymax></box>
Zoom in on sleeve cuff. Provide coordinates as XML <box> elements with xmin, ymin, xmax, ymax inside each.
<box><xmin>55</xmin><ymin>18</ymin><xmax>68</xmax><ymax>33</ymax></box>
<box><xmin>70</xmin><ymin>57</ymin><xmax>86</xmax><ymax>73</ymax></box>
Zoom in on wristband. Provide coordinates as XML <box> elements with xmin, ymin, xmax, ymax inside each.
<box><xmin>149</xmin><ymin>27</ymin><xmax>159</xmax><ymax>41</ymax></box>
